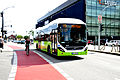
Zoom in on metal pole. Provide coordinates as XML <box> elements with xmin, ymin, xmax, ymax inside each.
<box><xmin>98</xmin><ymin>24</ymin><xmax>101</xmax><ymax>50</ymax></box>
<box><xmin>98</xmin><ymin>5</ymin><xmax>112</xmax><ymax>50</ymax></box>
<box><xmin>1</xmin><ymin>12</ymin><xmax>4</xmax><ymax>38</ymax></box>
<box><xmin>0</xmin><ymin>6</ymin><xmax>15</xmax><ymax>38</ymax></box>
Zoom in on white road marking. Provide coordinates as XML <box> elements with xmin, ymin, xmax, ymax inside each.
<box><xmin>8</xmin><ymin>52</ymin><xmax>17</xmax><ymax>80</ymax></box>
<box><xmin>34</xmin><ymin>51</ymin><xmax>74</xmax><ymax>80</ymax></box>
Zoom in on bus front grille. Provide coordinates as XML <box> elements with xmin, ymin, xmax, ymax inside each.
<box><xmin>65</xmin><ymin>46</ymin><xmax>84</xmax><ymax>50</ymax></box>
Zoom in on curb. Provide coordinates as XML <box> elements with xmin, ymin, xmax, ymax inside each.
<box><xmin>8</xmin><ymin>52</ymin><xmax>17</xmax><ymax>80</ymax></box>
<box><xmin>88</xmin><ymin>50</ymin><xmax>120</xmax><ymax>56</ymax></box>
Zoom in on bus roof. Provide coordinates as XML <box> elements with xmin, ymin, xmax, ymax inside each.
<box><xmin>37</xmin><ymin>18</ymin><xmax>86</xmax><ymax>31</ymax></box>
<box><xmin>53</xmin><ymin>18</ymin><xmax>86</xmax><ymax>25</ymax></box>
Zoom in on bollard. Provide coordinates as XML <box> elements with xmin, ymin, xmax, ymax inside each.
<box><xmin>100</xmin><ymin>45</ymin><xmax>105</xmax><ymax>51</ymax></box>
<box><xmin>111</xmin><ymin>45</ymin><xmax>113</xmax><ymax>52</ymax></box>
<box><xmin>111</xmin><ymin>44</ymin><xmax>116</xmax><ymax>52</ymax></box>
<box><xmin>116</xmin><ymin>43</ymin><xmax>119</xmax><ymax>52</ymax></box>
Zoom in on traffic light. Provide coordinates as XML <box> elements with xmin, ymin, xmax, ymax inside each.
<box><xmin>100</xmin><ymin>24</ymin><xmax>104</xmax><ymax>32</ymax></box>
<box><xmin>1</xmin><ymin>12</ymin><xmax>3</xmax><ymax>17</ymax></box>
<box><xmin>2</xmin><ymin>30</ymin><xmax>7</xmax><ymax>34</ymax></box>
<box><xmin>4</xmin><ymin>31</ymin><xmax>7</xmax><ymax>34</ymax></box>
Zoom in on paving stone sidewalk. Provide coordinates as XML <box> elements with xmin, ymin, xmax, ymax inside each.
<box><xmin>0</xmin><ymin>43</ymin><xmax>14</xmax><ymax>80</ymax></box>
<box><xmin>88</xmin><ymin>45</ymin><xmax>120</xmax><ymax>55</ymax></box>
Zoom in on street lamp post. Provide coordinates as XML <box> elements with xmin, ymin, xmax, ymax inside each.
<box><xmin>0</xmin><ymin>6</ymin><xmax>14</xmax><ymax>38</ymax></box>
<box><xmin>1</xmin><ymin>11</ymin><xmax>5</xmax><ymax>38</ymax></box>
<box><xmin>98</xmin><ymin>3</ymin><xmax>117</xmax><ymax>50</ymax></box>
<box><xmin>98</xmin><ymin>6</ymin><xmax>109</xmax><ymax>50</ymax></box>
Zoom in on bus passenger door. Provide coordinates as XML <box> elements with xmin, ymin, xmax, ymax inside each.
<box><xmin>51</xmin><ymin>30</ymin><xmax>57</xmax><ymax>55</ymax></box>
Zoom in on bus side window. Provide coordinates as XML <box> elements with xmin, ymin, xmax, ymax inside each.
<box><xmin>47</xmin><ymin>35</ymin><xmax>50</xmax><ymax>41</ymax></box>
<box><xmin>45</xmin><ymin>35</ymin><xmax>50</xmax><ymax>41</ymax></box>
<box><xmin>50</xmin><ymin>35</ymin><xmax>53</xmax><ymax>41</ymax></box>
<box><xmin>54</xmin><ymin>34</ymin><xmax>57</xmax><ymax>43</ymax></box>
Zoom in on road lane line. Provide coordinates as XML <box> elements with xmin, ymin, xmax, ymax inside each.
<box><xmin>115</xmin><ymin>78</ymin><xmax>120</xmax><ymax>80</ymax></box>
<box><xmin>34</xmin><ymin>51</ymin><xmax>74</xmax><ymax>80</ymax></box>
<box><xmin>8</xmin><ymin>52</ymin><xmax>17</xmax><ymax>80</ymax></box>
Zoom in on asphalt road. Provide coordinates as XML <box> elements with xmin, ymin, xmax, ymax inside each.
<box><xmin>35</xmin><ymin>50</ymin><xmax>120</xmax><ymax>80</ymax></box>
<box><xmin>0</xmin><ymin>43</ymin><xmax>120</xmax><ymax>80</ymax></box>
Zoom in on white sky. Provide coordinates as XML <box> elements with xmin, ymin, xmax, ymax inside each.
<box><xmin>0</xmin><ymin>0</ymin><xmax>67</xmax><ymax>36</ymax></box>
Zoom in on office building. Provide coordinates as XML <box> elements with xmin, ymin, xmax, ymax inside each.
<box><xmin>86</xmin><ymin>0</ymin><xmax>120</xmax><ymax>40</ymax></box>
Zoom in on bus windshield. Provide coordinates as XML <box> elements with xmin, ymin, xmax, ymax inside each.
<box><xmin>58</xmin><ymin>24</ymin><xmax>87</xmax><ymax>49</ymax></box>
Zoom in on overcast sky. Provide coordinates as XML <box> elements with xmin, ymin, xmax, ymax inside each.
<box><xmin>0</xmin><ymin>0</ymin><xmax>67</xmax><ymax>36</ymax></box>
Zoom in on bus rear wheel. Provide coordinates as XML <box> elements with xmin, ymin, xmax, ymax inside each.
<box><xmin>47</xmin><ymin>46</ymin><xmax>51</xmax><ymax>54</ymax></box>
<box><xmin>36</xmin><ymin>43</ymin><xmax>38</xmax><ymax>49</ymax></box>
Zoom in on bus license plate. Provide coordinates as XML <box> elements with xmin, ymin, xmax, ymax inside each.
<box><xmin>72</xmin><ymin>53</ymin><xmax>78</xmax><ymax>54</ymax></box>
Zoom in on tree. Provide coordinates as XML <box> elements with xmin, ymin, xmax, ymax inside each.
<box><xmin>16</xmin><ymin>35</ymin><xmax>23</xmax><ymax>40</ymax></box>
<box><xmin>24</xmin><ymin>35</ymin><xmax>29</xmax><ymax>39</ymax></box>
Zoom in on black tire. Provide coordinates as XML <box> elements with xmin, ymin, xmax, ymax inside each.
<box><xmin>106</xmin><ymin>44</ymin><xmax>108</xmax><ymax>46</ymax></box>
<box><xmin>36</xmin><ymin>43</ymin><xmax>38</xmax><ymax>49</ymax></box>
<box><xmin>26</xmin><ymin>48</ymin><xmax>29</xmax><ymax>56</ymax></box>
<box><xmin>113</xmin><ymin>44</ymin><xmax>115</xmax><ymax>46</ymax></box>
<box><xmin>47</xmin><ymin>46</ymin><xmax>51</xmax><ymax>54</ymax></box>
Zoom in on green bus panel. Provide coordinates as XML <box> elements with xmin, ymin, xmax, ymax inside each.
<box><xmin>57</xmin><ymin>49</ymin><xmax>88</xmax><ymax>56</ymax></box>
<box><xmin>35</xmin><ymin>41</ymin><xmax>88</xmax><ymax>56</ymax></box>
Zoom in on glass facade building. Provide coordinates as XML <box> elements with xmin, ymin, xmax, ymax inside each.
<box><xmin>86</xmin><ymin>0</ymin><xmax>120</xmax><ymax>40</ymax></box>
<box><xmin>36</xmin><ymin>0</ymin><xmax>120</xmax><ymax>40</ymax></box>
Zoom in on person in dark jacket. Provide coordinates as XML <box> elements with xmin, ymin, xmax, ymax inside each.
<box><xmin>0</xmin><ymin>36</ymin><xmax>4</xmax><ymax>49</ymax></box>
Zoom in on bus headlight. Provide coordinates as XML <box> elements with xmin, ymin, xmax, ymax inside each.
<box><xmin>58</xmin><ymin>47</ymin><xmax>65</xmax><ymax>52</ymax></box>
<box><xmin>84</xmin><ymin>47</ymin><xmax>88</xmax><ymax>51</ymax></box>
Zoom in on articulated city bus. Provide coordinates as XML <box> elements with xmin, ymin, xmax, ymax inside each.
<box><xmin>34</xmin><ymin>18</ymin><xmax>88</xmax><ymax>56</ymax></box>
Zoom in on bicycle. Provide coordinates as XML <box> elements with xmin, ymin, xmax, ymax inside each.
<box><xmin>26</xmin><ymin>44</ymin><xmax>29</xmax><ymax>56</ymax></box>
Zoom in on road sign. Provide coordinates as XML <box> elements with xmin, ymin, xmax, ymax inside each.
<box><xmin>98</xmin><ymin>15</ymin><xmax>102</xmax><ymax>23</ymax></box>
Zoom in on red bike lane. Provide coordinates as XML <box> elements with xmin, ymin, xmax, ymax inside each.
<box><xmin>8</xmin><ymin>45</ymin><xmax>67</xmax><ymax>80</ymax></box>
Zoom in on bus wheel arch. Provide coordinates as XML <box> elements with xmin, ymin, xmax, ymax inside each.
<box><xmin>36</xmin><ymin>43</ymin><xmax>38</xmax><ymax>49</ymax></box>
<box><xmin>47</xmin><ymin>45</ymin><xmax>51</xmax><ymax>54</ymax></box>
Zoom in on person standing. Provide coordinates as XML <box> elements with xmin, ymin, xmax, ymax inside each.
<box><xmin>0</xmin><ymin>36</ymin><xmax>4</xmax><ymax>49</ymax></box>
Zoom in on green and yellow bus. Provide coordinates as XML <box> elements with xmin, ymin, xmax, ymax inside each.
<box><xmin>34</xmin><ymin>18</ymin><xmax>88</xmax><ymax>56</ymax></box>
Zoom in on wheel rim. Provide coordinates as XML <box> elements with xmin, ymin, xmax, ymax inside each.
<box><xmin>48</xmin><ymin>47</ymin><xmax>50</xmax><ymax>54</ymax></box>
<box><xmin>26</xmin><ymin>48</ymin><xmax>29</xmax><ymax>56</ymax></box>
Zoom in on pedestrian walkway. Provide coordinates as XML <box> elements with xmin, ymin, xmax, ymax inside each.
<box><xmin>0</xmin><ymin>43</ymin><xmax>13</xmax><ymax>52</ymax></box>
<box><xmin>88</xmin><ymin>45</ymin><xmax>120</xmax><ymax>54</ymax></box>
<box><xmin>0</xmin><ymin>44</ymin><xmax>13</xmax><ymax>80</ymax></box>
<box><xmin>8</xmin><ymin>45</ymin><xmax>67</xmax><ymax>80</ymax></box>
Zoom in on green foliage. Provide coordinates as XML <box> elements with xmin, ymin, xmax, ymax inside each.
<box><xmin>16</xmin><ymin>35</ymin><xmax>23</xmax><ymax>40</ymax></box>
<box><xmin>24</xmin><ymin>35</ymin><xmax>29</xmax><ymax>39</ymax></box>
